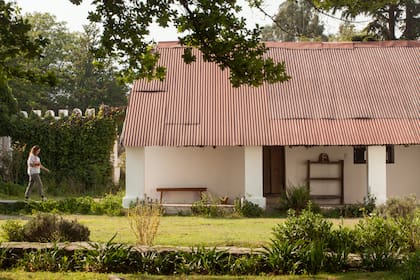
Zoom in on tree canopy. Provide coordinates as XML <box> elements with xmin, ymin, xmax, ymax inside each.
<box><xmin>10</xmin><ymin>13</ymin><xmax>128</xmax><ymax>112</ymax></box>
<box><xmin>69</xmin><ymin>0</ymin><xmax>291</xmax><ymax>87</ymax></box>
<box><xmin>262</xmin><ymin>0</ymin><xmax>327</xmax><ymax>42</ymax></box>
<box><xmin>0</xmin><ymin>0</ymin><xmax>55</xmax><ymax>135</ymax></box>
<box><xmin>311</xmin><ymin>0</ymin><xmax>419</xmax><ymax>40</ymax></box>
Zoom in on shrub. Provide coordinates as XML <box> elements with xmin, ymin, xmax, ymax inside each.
<box><xmin>82</xmin><ymin>235</ymin><xmax>137</xmax><ymax>273</ymax></box>
<box><xmin>400</xmin><ymin>250</ymin><xmax>420</xmax><ymax>280</ymax></box>
<box><xmin>354</xmin><ymin>214</ymin><xmax>407</xmax><ymax>271</ymax></box>
<box><xmin>277</xmin><ymin>185</ymin><xmax>312</xmax><ymax>213</ymax></box>
<box><xmin>93</xmin><ymin>191</ymin><xmax>125</xmax><ymax>216</ymax></box>
<box><xmin>4</xmin><ymin>213</ymin><xmax>90</xmax><ymax>242</ymax></box>
<box><xmin>265</xmin><ymin>206</ymin><xmax>335</xmax><ymax>274</ymax></box>
<box><xmin>375</xmin><ymin>195</ymin><xmax>418</xmax><ymax>219</ymax></box>
<box><xmin>18</xmin><ymin>246</ymin><xmax>74</xmax><ymax>272</ymax></box>
<box><xmin>0</xmin><ymin>181</ymin><xmax>26</xmax><ymax>198</ymax></box>
<box><xmin>375</xmin><ymin>195</ymin><xmax>419</xmax><ymax>251</ymax></box>
<box><xmin>322</xmin><ymin>194</ymin><xmax>376</xmax><ymax>218</ymax></box>
<box><xmin>325</xmin><ymin>226</ymin><xmax>355</xmax><ymax>272</ymax></box>
<box><xmin>191</xmin><ymin>193</ymin><xmax>226</xmax><ymax>217</ymax></box>
<box><xmin>234</xmin><ymin>199</ymin><xmax>263</xmax><ymax>217</ymax></box>
<box><xmin>128</xmin><ymin>197</ymin><xmax>163</xmax><ymax>245</ymax></box>
<box><xmin>1</xmin><ymin>220</ymin><xmax>24</xmax><ymax>242</ymax></box>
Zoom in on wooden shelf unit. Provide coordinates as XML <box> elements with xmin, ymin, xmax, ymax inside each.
<box><xmin>307</xmin><ymin>159</ymin><xmax>344</xmax><ymax>204</ymax></box>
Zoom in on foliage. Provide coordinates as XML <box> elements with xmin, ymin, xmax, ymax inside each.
<box><xmin>7</xmin><ymin>106</ymin><xmax>121</xmax><ymax>193</ymax></box>
<box><xmin>354</xmin><ymin>213</ymin><xmax>407</xmax><ymax>270</ymax></box>
<box><xmin>277</xmin><ymin>185</ymin><xmax>312</xmax><ymax>213</ymax></box>
<box><xmin>311</xmin><ymin>0</ymin><xmax>419</xmax><ymax>40</ymax></box>
<box><xmin>400</xmin><ymin>250</ymin><xmax>420</xmax><ymax>280</ymax></box>
<box><xmin>0</xmin><ymin>192</ymin><xmax>125</xmax><ymax>216</ymax></box>
<box><xmin>82</xmin><ymin>235</ymin><xmax>137</xmax><ymax>273</ymax></box>
<box><xmin>18</xmin><ymin>245</ymin><xmax>75</xmax><ymax>272</ymax></box>
<box><xmin>0</xmin><ymin>181</ymin><xmax>26</xmax><ymax>198</ymax></box>
<box><xmin>0</xmin><ymin>1</ymin><xmax>56</xmax><ymax>135</ymax></box>
<box><xmin>1</xmin><ymin>220</ymin><xmax>24</xmax><ymax>242</ymax></box>
<box><xmin>2</xmin><ymin>213</ymin><xmax>90</xmax><ymax>242</ymax></box>
<box><xmin>10</xmin><ymin>14</ymin><xmax>128</xmax><ymax>112</ymax></box>
<box><xmin>375</xmin><ymin>195</ymin><xmax>418</xmax><ymax>219</ymax></box>
<box><xmin>265</xmin><ymin>207</ymin><xmax>337</xmax><ymax>274</ymax></box>
<box><xmin>322</xmin><ymin>194</ymin><xmax>376</xmax><ymax>218</ymax></box>
<box><xmin>128</xmin><ymin>197</ymin><xmax>163</xmax><ymax>246</ymax></box>
<box><xmin>67</xmin><ymin>0</ymin><xmax>290</xmax><ymax>87</ymax></box>
<box><xmin>191</xmin><ymin>193</ymin><xmax>227</xmax><ymax>217</ymax></box>
<box><xmin>262</xmin><ymin>0</ymin><xmax>327</xmax><ymax>42</ymax></box>
<box><xmin>234</xmin><ymin>199</ymin><xmax>264</xmax><ymax>218</ymax></box>
<box><xmin>375</xmin><ymin>195</ymin><xmax>420</xmax><ymax>251</ymax></box>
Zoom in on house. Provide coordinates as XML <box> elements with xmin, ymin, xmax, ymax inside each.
<box><xmin>121</xmin><ymin>40</ymin><xmax>420</xmax><ymax>209</ymax></box>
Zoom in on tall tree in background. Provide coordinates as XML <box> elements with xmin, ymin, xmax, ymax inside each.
<box><xmin>9</xmin><ymin>13</ymin><xmax>128</xmax><ymax>112</ymax></box>
<box><xmin>0</xmin><ymin>1</ymin><xmax>54</xmax><ymax>135</ymax></box>
<box><xmin>311</xmin><ymin>0</ymin><xmax>419</xmax><ymax>40</ymax></box>
<box><xmin>262</xmin><ymin>0</ymin><xmax>327</xmax><ymax>41</ymax></box>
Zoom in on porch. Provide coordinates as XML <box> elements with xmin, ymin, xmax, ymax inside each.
<box><xmin>123</xmin><ymin>145</ymin><xmax>420</xmax><ymax>208</ymax></box>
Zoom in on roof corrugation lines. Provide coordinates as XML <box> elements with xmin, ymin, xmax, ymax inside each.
<box><xmin>123</xmin><ymin>41</ymin><xmax>420</xmax><ymax>147</ymax></box>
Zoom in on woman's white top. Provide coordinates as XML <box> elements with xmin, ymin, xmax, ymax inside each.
<box><xmin>27</xmin><ymin>154</ymin><xmax>41</xmax><ymax>175</ymax></box>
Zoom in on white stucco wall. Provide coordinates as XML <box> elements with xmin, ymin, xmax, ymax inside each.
<box><xmin>285</xmin><ymin>146</ymin><xmax>365</xmax><ymax>204</ymax></box>
<box><xmin>123</xmin><ymin>146</ymin><xmax>145</xmax><ymax>207</ymax></box>
<box><xmin>285</xmin><ymin>145</ymin><xmax>420</xmax><ymax>204</ymax></box>
<box><xmin>144</xmin><ymin>146</ymin><xmax>244</xmax><ymax>203</ymax></box>
<box><xmin>125</xmin><ymin>145</ymin><xmax>419</xmax><ymax>207</ymax></box>
<box><xmin>387</xmin><ymin>145</ymin><xmax>420</xmax><ymax>198</ymax></box>
<box><xmin>367</xmin><ymin>146</ymin><xmax>387</xmax><ymax>204</ymax></box>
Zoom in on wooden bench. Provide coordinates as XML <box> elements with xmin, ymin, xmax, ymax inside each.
<box><xmin>156</xmin><ymin>187</ymin><xmax>207</xmax><ymax>203</ymax></box>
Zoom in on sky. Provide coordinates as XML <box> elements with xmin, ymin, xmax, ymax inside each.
<box><xmin>14</xmin><ymin>0</ymin><xmax>350</xmax><ymax>41</ymax></box>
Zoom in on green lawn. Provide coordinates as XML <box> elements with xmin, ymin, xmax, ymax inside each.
<box><xmin>0</xmin><ymin>215</ymin><xmax>360</xmax><ymax>247</ymax></box>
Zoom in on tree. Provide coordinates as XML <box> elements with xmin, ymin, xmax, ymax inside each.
<box><xmin>9</xmin><ymin>13</ymin><xmax>128</xmax><ymax>112</ymax></box>
<box><xmin>311</xmin><ymin>0</ymin><xmax>419</xmax><ymax>40</ymax></box>
<box><xmin>262</xmin><ymin>0</ymin><xmax>327</xmax><ymax>42</ymax></box>
<box><xmin>328</xmin><ymin>22</ymin><xmax>375</xmax><ymax>41</ymax></box>
<box><xmin>0</xmin><ymin>0</ymin><xmax>54</xmax><ymax>135</ymax></box>
<box><xmin>69</xmin><ymin>0</ymin><xmax>290</xmax><ymax>87</ymax></box>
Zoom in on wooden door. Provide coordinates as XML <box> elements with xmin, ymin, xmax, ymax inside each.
<box><xmin>263</xmin><ymin>146</ymin><xmax>285</xmax><ymax>195</ymax></box>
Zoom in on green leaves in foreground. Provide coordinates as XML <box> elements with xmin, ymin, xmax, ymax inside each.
<box><xmin>80</xmin><ymin>0</ymin><xmax>290</xmax><ymax>87</ymax></box>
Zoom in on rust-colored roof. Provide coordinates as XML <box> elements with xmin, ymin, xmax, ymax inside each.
<box><xmin>122</xmin><ymin>41</ymin><xmax>420</xmax><ymax>147</ymax></box>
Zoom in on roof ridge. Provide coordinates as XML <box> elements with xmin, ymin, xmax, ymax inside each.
<box><xmin>157</xmin><ymin>40</ymin><xmax>420</xmax><ymax>49</ymax></box>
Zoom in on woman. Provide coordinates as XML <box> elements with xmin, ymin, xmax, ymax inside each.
<box><xmin>25</xmin><ymin>145</ymin><xmax>50</xmax><ymax>200</ymax></box>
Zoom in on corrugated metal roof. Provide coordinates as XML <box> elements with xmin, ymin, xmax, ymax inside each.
<box><xmin>122</xmin><ymin>41</ymin><xmax>420</xmax><ymax>147</ymax></box>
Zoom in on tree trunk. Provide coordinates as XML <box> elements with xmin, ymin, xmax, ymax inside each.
<box><xmin>387</xmin><ymin>5</ymin><xmax>397</xmax><ymax>40</ymax></box>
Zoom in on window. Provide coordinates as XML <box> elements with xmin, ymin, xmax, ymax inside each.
<box><xmin>353</xmin><ymin>145</ymin><xmax>394</xmax><ymax>164</ymax></box>
<box><xmin>354</xmin><ymin>146</ymin><xmax>366</xmax><ymax>164</ymax></box>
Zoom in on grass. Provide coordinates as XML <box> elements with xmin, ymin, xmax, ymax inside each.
<box><xmin>0</xmin><ymin>271</ymin><xmax>403</xmax><ymax>279</ymax></box>
<box><xmin>0</xmin><ymin>215</ymin><xmax>360</xmax><ymax>247</ymax></box>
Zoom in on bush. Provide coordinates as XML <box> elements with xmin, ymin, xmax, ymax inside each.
<box><xmin>3</xmin><ymin>213</ymin><xmax>90</xmax><ymax>242</ymax></box>
<box><xmin>234</xmin><ymin>199</ymin><xmax>263</xmax><ymax>217</ymax></box>
<box><xmin>0</xmin><ymin>193</ymin><xmax>125</xmax><ymax>216</ymax></box>
<box><xmin>0</xmin><ymin>181</ymin><xmax>26</xmax><ymax>198</ymax></box>
<box><xmin>92</xmin><ymin>191</ymin><xmax>125</xmax><ymax>216</ymax></box>
<box><xmin>82</xmin><ymin>235</ymin><xmax>137</xmax><ymax>273</ymax></box>
<box><xmin>376</xmin><ymin>195</ymin><xmax>418</xmax><ymax>219</ymax></box>
<box><xmin>375</xmin><ymin>195</ymin><xmax>419</xmax><ymax>251</ymax></box>
<box><xmin>1</xmin><ymin>220</ymin><xmax>25</xmax><ymax>242</ymax></box>
<box><xmin>191</xmin><ymin>193</ymin><xmax>226</xmax><ymax>217</ymax></box>
<box><xmin>265</xmin><ymin>206</ymin><xmax>336</xmax><ymax>274</ymax></box>
<box><xmin>354</xmin><ymin>214</ymin><xmax>407</xmax><ymax>271</ymax></box>
<box><xmin>322</xmin><ymin>194</ymin><xmax>376</xmax><ymax>218</ymax></box>
<box><xmin>400</xmin><ymin>250</ymin><xmax>420</xmax><ymax>280</ymax></box>
<box><xmin>18</xmin><ymin>246</ymin><xmax>75</xmax><ymax>272</ymax></box>
<box><xmin>128</xmin><ymin>198</ymin><xmax>163</xmax><ymax>246</ymax></box>
<box><xmin>277</xmin><ymin>185</ymin><xmax>311</xmax><ymax>213</ymax></box>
